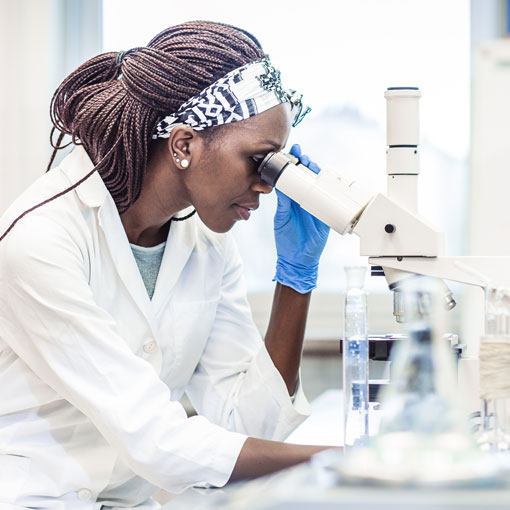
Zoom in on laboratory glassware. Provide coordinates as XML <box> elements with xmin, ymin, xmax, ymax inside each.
<box><xmin>377</xmin><ymin>276</ymin><xmax>465</xmax><ymax>438</ymax></box>
<box><xmin>334</xmin><ymin>276</ymin><xmax>504</xmax><ymax>486</ymax></box>
<box><xmin>343</xmin><ymin>265</ymin><xmax>369</xmax><ymax>449</ymax></box>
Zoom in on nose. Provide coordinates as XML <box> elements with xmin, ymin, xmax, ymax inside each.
<box><xmin>251</xmin><ymin>175</ymin><xmax>273</xmax><ymax>194</ymax></box>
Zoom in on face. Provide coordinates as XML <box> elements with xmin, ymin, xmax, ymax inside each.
<box><xmin>181</xmin><ymin>103</ymin><xmax>292</xmax><ymax>233</ymax></box>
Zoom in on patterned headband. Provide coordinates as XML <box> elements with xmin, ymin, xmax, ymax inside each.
<box><xmin>152</xmin><ymin>57</ymin><xmax>311</xmax><ymax>139</ymax></box>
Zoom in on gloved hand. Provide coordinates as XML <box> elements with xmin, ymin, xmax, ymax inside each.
<box><xmin>273</xmin><ymin>144</ymin><xmax>330</xmax><ymax>294</ymax></box>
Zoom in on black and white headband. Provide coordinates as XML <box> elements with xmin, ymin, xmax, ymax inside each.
<box><xmin>152</xmin><ymin>57</ymin><xmax>310</xmax><ymax>139</ymax></box>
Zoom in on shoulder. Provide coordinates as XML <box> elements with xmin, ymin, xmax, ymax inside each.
<box><xmin>1</xmin><ymin>170</ymin><xmax>70</xmax><ymax>228</ymax></box>
<box><xmin>0</xmin><ymin>147</ymin><xmax>107</xmax><ymax>263</ymax></box>
<box><xmin>1</xmin><ymin>180</ymin><xmax>89</xmax><ymax>262</ymax></box>
<box><xmin>0</xmin><ymin>176</ymin><xmax>95</xmax><ymax>281</ymax></box>
<box><xmin>1</xmin><ymin>145</ymin><xmax>106</xmax><ymax>233</ymax></box>
<box><xmin>0</xmin><ymin>213</ymin><xmax>88</xmax><ymax>294</ymax></box>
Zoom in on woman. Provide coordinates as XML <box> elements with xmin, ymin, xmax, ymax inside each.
<box><xmin>0</xmin><ymin>21</ymin><xmax>331</xmax><ymax>509</ymax></box>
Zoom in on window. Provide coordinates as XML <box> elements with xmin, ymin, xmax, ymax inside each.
<box><xmin>103</xmin><ymin>0</ymin><xmax>470</xmax><ymax>333</ymax></box>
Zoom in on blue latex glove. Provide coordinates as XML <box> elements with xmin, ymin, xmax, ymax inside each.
<box><xmin>273</xmin><ymin>144</ymin><xmax>330</xmax><ymax>294</ymax></box>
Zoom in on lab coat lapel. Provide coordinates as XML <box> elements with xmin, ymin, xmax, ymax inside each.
<box><xmin>151</xmin><ymin>213</ymin><xmax>197</xmax><ymax>310</ymax></box>
<box><xmin>98</xmin><ymin>197</ymin><xmax>154</xmax><ymax>321</ymax></box>
<box><xmin>60</xmin><ymin>146</ymin><xmax>152</xmax><ymax>317</ymax></box>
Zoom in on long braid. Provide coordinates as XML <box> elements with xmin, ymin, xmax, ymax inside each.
<box><xmin>49</xmin><ymin>20</ymin><xmax>264</xmax><ymax>213</ymax></box>
<box><xmin>0</xmin><ymin>21</ymin><xmax>265</xmax><ymax>243</ymax></box>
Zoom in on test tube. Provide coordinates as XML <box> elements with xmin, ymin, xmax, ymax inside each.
<box><xmin>343</xmin><ymin>266</ymin><xmax>369</xmax><ymax>449</ymax></box>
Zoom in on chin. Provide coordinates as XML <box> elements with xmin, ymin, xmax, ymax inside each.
<box><xmin>211</xmin><ymin>222</ymin><xmax>235</xmax><ymax>234</ymax></box>
<box><xmin>198</xmin><ymin>215</ymin><xmax>235</xmax><ymax>234</ymax></box>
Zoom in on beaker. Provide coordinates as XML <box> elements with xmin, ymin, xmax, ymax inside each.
<box><xmin>378</xmin><ymin>276</ymin><xmax>464</xmax><ymax>437</ymax></box>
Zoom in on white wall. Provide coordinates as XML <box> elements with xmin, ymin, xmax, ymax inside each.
<box><xmin>470</xmin><ymin>42</ymin><xmax>510</xmax><ymax>257</ymax></box>
<box><xmin>459</xmin><ymin>0</ymin><xmax>509</xmax><ymax>371</ymax></box>
<box><xmin>0</xmin><ymin>0</ymin><xmax>102</xmax><ymax>215</ymax></box>
<box><xmin>469</xmin><ymin>1</ymin><xmax>509</xmax><ymax>258</ymax></box>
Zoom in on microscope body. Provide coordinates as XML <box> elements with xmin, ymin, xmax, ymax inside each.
<box><xmin>257</xmin><ymin>87</ymin><xmax>510</xmax><ymax>414</ymax></box>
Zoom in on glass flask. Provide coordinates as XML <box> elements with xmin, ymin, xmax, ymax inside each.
<box><xmin>335</xmin><ymin>276</ymin><xmax>503</xmax><ymax>486</ymax></box>
<box><xmin>342</xmin><ymin>266</ymin><xmax>369</xmax><ymax>449</ymax></box>
<box><xmin>478</xmin><ymin>287</ymin><xmax>510</xmax><ymax>452</ymax></box>
<box><xmin>377</xmin><ymin>276</ymin><xmax>463</xmax><ymax>438</ymax></box>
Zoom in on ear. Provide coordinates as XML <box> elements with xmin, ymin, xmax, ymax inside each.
<box><xmin>167</xmin><ymin>126</ymin><xmax>202</xmax><ymax>170</ymax></box>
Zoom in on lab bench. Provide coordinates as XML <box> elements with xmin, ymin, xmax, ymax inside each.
<box><xmin>161</xmin><ymin>390</ymin><xmax>510</xmax><ymax>509</ymax></box>
<box><xmin>162</xmin><ymin>466</ymin><xmax>510</xmax><ymax>509</ymax></box>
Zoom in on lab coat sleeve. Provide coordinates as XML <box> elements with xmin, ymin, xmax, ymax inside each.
<box><xmin>0</xmin><ymin>216</ymin><xmax>247</xmax><ymax>493</ymax></box>
<box><xmin>185</xmin><ymin>234</ymin><xmax>312</xmax><ymax>440</ymax></box>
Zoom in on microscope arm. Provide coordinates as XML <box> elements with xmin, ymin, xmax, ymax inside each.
<box><xmin>368</xmin><ymin>256</ymin><xmax>510</xmax><ymax>290</ymax></box>
<box><xmin>350</xmin><ymin>193</ymin><xmax>510</xmax><ymax>295</ymax></box>
<box><xmin>352</xmin><ymin>192</ymin><xmax>444</xmax><ymax>257</ymax></box>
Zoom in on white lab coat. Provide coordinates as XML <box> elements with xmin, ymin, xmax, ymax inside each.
<box><xmin>0</xmin><ymin>147</ymin><xmax>310</xmax><ymax>509</ymax></box>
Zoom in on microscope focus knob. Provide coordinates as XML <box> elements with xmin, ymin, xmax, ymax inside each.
<box><xmin>384</xmin><ymin>224</ymin><xmax>396</xmax><ymax>234</ymax></box>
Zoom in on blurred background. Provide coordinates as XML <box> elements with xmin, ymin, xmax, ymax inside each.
<box><xmin>1</xmin><ymin>0</ymin><xmax>509</xmax><ymax>400</ymax></box>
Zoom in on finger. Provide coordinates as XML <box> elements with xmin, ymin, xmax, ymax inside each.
<box><xmin>289</xmin><ymin>144</ymin><xmax>302</xmax><ymax>158</ymax></box>
<box><xmin>299</xmin><ymin>154</ymin><xmax>310</xmax><ymax>167</ymax></box>
<box><xmin>308</xmin><ymin>161</ymin><xmax>321</xmax><ymax>174</ymax></box>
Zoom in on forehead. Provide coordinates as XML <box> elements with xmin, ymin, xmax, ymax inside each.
<box><xmin>229</xmin><ymin>103</ymin><xmax>292</xmax><ymax>150</ymax></box>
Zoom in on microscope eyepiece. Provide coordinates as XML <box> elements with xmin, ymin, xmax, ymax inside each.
<box><xmin>256</xmin><ymin>151</ymin><xmax>293</xmax><ymax>187</ymax></box>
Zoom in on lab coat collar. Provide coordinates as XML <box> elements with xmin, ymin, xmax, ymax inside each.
<box><xmin>59</xmin><ymin>145</ymin><xmax>108</xmax><ymax>208</ymax></box>
<box><xmin>59</xmin><ymin>146</ymin><xmax>198</xmax><ymax>321</ymax></box>
<box><xmin>151</xmin><ymin>212</ymin><xmax>198</xmax><ymax>311</ymax></box>
<box><xmin>99</xmin><ymin>197</ymin><xmax>155</xmax><ymax>320</ymax></box>
<box><xmin>98</xmin><ymin>197</ymin><xmax>198</xmax><ymax>320</ymax></box>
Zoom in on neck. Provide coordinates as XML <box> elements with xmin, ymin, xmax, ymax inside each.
<box><xmin>120</xmin><ymin>143</ymin><xmax>190</xmax><ymax>247</ymax></box>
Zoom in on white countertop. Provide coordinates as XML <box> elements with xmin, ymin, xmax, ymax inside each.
<box><xmin>162</xmin><ymin>390</ymin><xmax>510</xmax><ymax>510</ymax></box>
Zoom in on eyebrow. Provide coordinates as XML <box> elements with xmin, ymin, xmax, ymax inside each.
<box><xmin>257</xmin><ymin>140</ymin><xmax>283</xmax><ymax>152</ymax></box>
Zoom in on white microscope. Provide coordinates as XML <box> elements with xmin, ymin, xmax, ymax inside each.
<box><xmin>257</xmin><ymin>88</ymin><xmax>510</xmax><ymax>416</ymax></box>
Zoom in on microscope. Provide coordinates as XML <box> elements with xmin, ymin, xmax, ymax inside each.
<box><xmin>257</xmin><ymin>88</ymin><xmax>510</xmax><ymax>414</ymax></box>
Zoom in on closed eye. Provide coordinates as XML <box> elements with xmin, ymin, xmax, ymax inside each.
<box><xmin>250</xmin><ymin>156</ymin><xmax>263</xmax><ymax>165</ymax></box>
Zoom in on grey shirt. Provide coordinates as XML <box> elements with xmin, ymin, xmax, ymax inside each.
<box><xmin>130</xmin><ymin>241</ymin><xmax>166</xmax><ymax>300</ymax></box>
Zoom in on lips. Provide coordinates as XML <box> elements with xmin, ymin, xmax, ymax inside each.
<box><xmin>236</xmin><ymin>202</ymin><xmax>259</xmax><ymax>211</ymax></box>
<box><xmin>233</xmin><ymin>202</ymin><xmax>258</xmax><ymax>221</ymax></box>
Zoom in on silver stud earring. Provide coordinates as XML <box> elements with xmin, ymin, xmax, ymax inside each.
<box><xmin>181</xmin><ymin>159</ymin><xmax>189</xmax><ymax>168</ymax></box>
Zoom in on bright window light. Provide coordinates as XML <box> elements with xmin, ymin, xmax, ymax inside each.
<box><xmin>103</xmin><ymin>0</ymin><xmax>470</xmax><ymax>293</ymax></box>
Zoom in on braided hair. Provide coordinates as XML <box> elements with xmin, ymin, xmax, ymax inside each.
<box><xmin>0</xmin><ymin>21</ymin><xmax>265</xmax><ymax>242</ymax></box>
<box><xmin>49</xmin><ymin>21</ymin><xmax>265</xmax><ymax>213</ymax></box>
